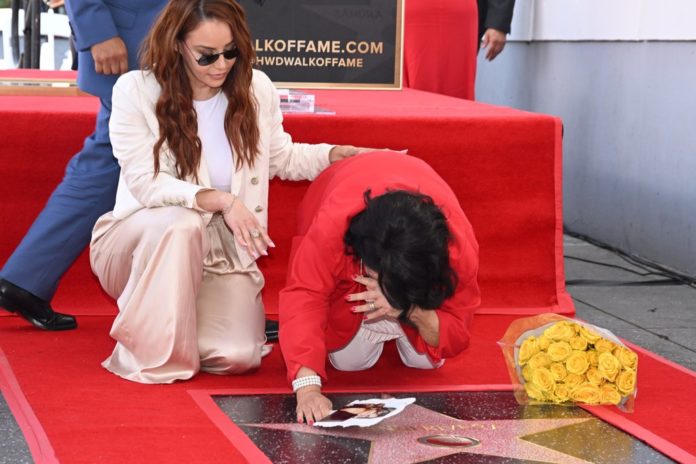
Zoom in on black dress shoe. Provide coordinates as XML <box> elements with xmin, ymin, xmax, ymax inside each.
<box><xmin>265</xmin><ymin>318</ymin><xmax>279</xmax><ymax>342</ymax></box>
<box><xmin>0</xmin><ymin>279</ymin><xmax>77</xmax><ymax>331</ymax></box>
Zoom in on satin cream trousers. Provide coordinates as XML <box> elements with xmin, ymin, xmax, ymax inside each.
<box><xmin>90</xmin><ymin>207</ymin><xmax>266</xmax><ymax>384</ymax></box>
<box><xmin>329</xmin><ymin>318</ymin><xmax>444</xmax><ymax>371</ymax></box>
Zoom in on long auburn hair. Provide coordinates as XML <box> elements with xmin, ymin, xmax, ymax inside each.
<box><xmin>140</xmin><ymin>0</ymin><xmax>259</xmax><ymax>181</ymax></box>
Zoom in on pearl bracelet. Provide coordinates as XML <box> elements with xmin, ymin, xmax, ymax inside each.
<box><xmin>221</xmin><ymin>195</ymin><xmax>237</xmax><ymax>216</ymax></box>
<box><xmin>292</xmin><ymin>375</ymin><xmax>322</xmax><ymax>392</ymax></box>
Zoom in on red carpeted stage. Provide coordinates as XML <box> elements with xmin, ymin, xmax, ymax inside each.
<box><xmin>1</xmin><ymin>74</ymin><xmax>695</xmax><ymax>463</ymax></box>
<box><xmin>0</xmin><ymin>78</ymin><xmax>572</xmax><ymax>318</ymax></box>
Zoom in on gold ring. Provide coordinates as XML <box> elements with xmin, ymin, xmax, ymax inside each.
<box><xmin>368</xmin><ymin>301</ymin><xmax>376</xmax><ymax>311</ymax></box>
<box><xmin>250</xmin><ymin>229</ymin><xmax>260</xmax><ymax>239</ymax></box>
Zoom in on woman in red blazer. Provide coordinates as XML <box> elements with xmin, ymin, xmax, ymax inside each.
<box><xmin>279</xmin><ymin>151</ymin><xmax>480</xmax><ymax>423</ymax></box>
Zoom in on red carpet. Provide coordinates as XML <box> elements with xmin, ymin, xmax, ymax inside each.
<box><xmin>1</xmin><ymin>314</ymin><xmax>695</xmax><ymax>463</ymax></box>
<box><xmin>5</xmin><ymin>74</ymin><xmax>692</xmax><ymax>463</ymax></box>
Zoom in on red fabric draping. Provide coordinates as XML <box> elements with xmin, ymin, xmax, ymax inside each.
<box><xmin>0</xmin><ymin>85</ymin><xmax>571</xmax><ymax>317</ymax></box>
<box><xmin>403</xmin><ymin>0</ymin><xmax>479</xmax><ymax>99</ymax></box>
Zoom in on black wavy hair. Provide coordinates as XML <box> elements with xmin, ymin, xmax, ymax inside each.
<box><xmin>343</xmin><ymin>190</ymin><xmax>458</xmax><ymax>320</ymax></box>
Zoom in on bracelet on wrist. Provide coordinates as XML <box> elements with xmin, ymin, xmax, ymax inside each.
<box><xmin>221</xmin><ymin>195</ymin><xmax>237</xmax><ymax>216</ymax></box>
<box><xmin>292</xmin><ymin>375</ymin><xmax>322</xmax><ymax>392</ymax></box>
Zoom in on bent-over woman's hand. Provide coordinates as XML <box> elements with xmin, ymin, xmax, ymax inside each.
<box><xmin>296</xmin><ymin>386</ymin><xmax>333</xmax><ymax>424</ymax></box>
<box><xmin>348</xmin><ymin>271</ymin><xmax>403</xmax><ymax>321</ymax></box>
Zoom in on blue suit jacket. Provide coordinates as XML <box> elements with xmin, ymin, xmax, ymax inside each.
<box><xmin>65</xmin><ymin>0</ymin><xmax>167</xmax><ymax>98</ymax></box>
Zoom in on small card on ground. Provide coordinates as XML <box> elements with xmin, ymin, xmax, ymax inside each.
<box><xmin>314</xmin><ymin>397</ymin><xmax>416</xmax><ymax>428</ymax></box>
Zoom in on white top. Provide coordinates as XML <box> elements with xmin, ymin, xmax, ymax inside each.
<box><xmin>193</xmin><ymin>91</ymin><xmax>233</xmax><ymax>192</ymax></box>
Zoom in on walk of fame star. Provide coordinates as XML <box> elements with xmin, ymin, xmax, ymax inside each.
<box><xmin>245</xmin><ymin>404</ymin><xmax>595</xmax><ymax>463</ymax></box>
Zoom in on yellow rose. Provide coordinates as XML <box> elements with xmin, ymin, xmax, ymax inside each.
<box><xmin>565</xmin><ymin>351</ymin><xmax>590</xmax><ymax>375</ymax></box>
<box><xmin>544</xmin><ymin>322</ymin><xmax>575</xmax><ymax>341</ymax></box>
<box><xmin>563</xmin><ymin>373</ymin><xmax>585</xmax><ymax>389</ymax></box>
<box><xmin>537</xmin><ymin>335</ymin><xmax>552</xmax><ymax>351</ymax></box>
<box><xmin>585</xmin><ymin>367</ymin><xmax>605</xmax><ymax>386</ymax></box>
<box><xmin>578</xmin><ymin>325</ymin><xmax>602</xmax><ymax>343</ymax></box>
<box><xmin>518</xmin><ymin>336</ymin><xmax>540</xmax><ymax>364</ymax></box>
<box><xmin>616</xmin><ymin>369</ymin><xmax>637</xmax><ymax>395</ymax></box>
<box><xmin>527</xmin><ymin>352</ymin><xmax>552</xmax><ymax>370</ymax></box>
<box><xmin>522</xmin><ymin>364</ymin><xmax>533</xmax><ymax>382</ymax></box>
<box><xmin>614</xmin><ymin>346</ymin><xmax>638</xmax><ymax>369</ymax></box>
<box><xmin>549</xmin><ymin>363</ymin><xmax>567</xmax><ymax>382</ymax></box>
<box><xmin>599</xmin><ymin>384</ymin><xmax>622</xmax><ymax>405</ymax></box>
<box><xmin>570</xmin><ymin>383</ymin><xmax>601</xmax><ymax>404</ymax></box>
<box><xmin>594</xmin><ymin>338</ymin><xmax>617</xmax><ymax>353</ymax></box>
<box><xmin>553</xmin><ymin>384</ymin><xmax>571</xmax><ymax>403</ymax></box>
<box><xmin>569</xmin><ymin>336</ymin><xmax>588</xmax><ymax>351</ymax></box>
<box><xmin>525</xmin><ymin>382</ymin><xmax>546</xmax><ymax>401</ymax></box>
<box><xmin>547</xmin><ymin>341</ymin><xmax>573</xmax><ymax>362</ymax></box>
<box><xmin>587</xmin><ymin>350</ymin><xmax>600</xmax><ymax>367</ymax></box>
<box><xmin>531</xmin><ymin>367</ymin><xmax>556</xmax><ymax>393</ymax></box>
<box><xmin>598</xmin><ymin>352</ymin><xmax>621</xmax><ymax>382</ymax></box>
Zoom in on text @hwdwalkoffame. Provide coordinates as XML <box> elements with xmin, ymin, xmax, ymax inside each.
<box><xmin>254</xmin><ymin>39</ymin><xmax>385</xmax><ymax>69</ymax></box>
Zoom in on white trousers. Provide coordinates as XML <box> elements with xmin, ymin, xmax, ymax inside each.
<box><xmin>329</xmin><ymin>320</ymin><xmax>444</xmax><ymax>371</ymax></box>
<box><xmin>90</xmin><ymin>207</ymin><xmax>266</xmax><ymax>384</ymax></box>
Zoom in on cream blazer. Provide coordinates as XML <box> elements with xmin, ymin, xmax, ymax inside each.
<box><xmin>103</xmin><ymin>69</ymin><xmax>333</xmax><ymax>268</ymax></box>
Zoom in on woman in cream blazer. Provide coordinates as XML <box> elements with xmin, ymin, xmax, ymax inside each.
<box><xmin>90</xmin><ymin>0</ymin><xmax>361</xmax><ymax>384</ymax></box>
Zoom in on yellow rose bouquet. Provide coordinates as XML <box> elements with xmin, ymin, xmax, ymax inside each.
<box><xmin>499</xmin><ymin>314</ymin><xmax>637</xmax><ymax>412</ymax></box>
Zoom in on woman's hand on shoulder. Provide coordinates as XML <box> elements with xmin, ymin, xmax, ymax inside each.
<box><xmin>328</xmin><ymin>146</ymin><xmax>409</xmax><ymax>164</ymax></box>
<box><xmin>328</xmin><ymin>145</ymin><xmax>375</xmax><ymax>163</ymax></box>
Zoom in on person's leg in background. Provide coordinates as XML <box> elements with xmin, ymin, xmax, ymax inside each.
<box><xmin>0</xmin><ymin>97</ymin><xmax>118</xmax><ymax>330</ymax></box>
<box><xmin>403</xmin><ymin>0</ymin><xmax>479</xmax><ymax>100</ymax></box>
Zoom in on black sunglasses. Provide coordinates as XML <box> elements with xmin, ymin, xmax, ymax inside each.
<box><xmin>183</xmin><ymin>42</ymin><xmax>240</xmax><ymax>66</ymax></box>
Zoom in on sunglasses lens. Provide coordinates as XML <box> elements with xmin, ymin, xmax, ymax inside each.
<box><xmin>223</xmin><ymin>48</ymin><xmax>240</xmax><ymax>60</ymax></box>
<box><xmin>195</xmin><ymin>48</ymin><xmax>239</xmax><ymax>66</ymax></box>
<box><xmin>198</xmin><ymin>54</ymin><xmax>218</xmax><ymax>66</ymax></box>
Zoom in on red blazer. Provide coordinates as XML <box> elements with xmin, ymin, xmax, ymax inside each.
<box><xmin>279</xmin><ymin>152</ymin><xmax>480</xmax><ymax>384</ymax></box>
